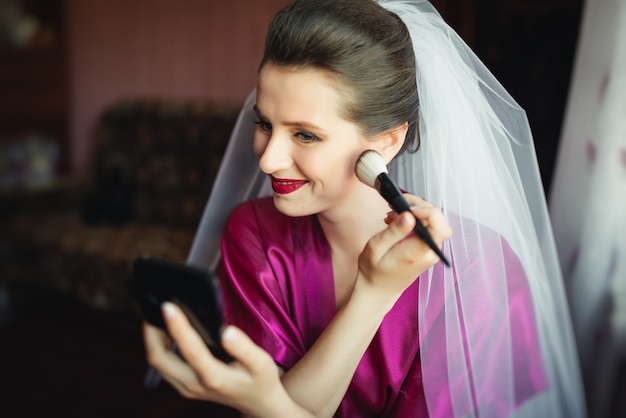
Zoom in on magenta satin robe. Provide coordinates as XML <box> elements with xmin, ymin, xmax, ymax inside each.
<box><xmin>218</xmin><ymin>197</ymin><xmax>546</xmax><ymax>417</ymax></box>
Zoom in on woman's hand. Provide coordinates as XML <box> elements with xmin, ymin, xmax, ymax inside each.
<box><xmin>143</xmin><ymin>303</ymin><xmax>314</xmax><ymax>418</ymax></box>
<box><xmin>355</xmin><ymin>194</ymin><xmax>452</xmax><ymax>303</ymax></box>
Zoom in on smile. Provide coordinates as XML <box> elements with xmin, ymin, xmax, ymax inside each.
<box><xmin>270</xmin><ymin>177</ymin><xmax>309</xmax><ymax>195</ymax></box>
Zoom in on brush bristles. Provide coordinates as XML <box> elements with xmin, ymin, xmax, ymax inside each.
<box><xmin>355</xmin><ymin>150</ymin><xmax>388</xmax><ymax>188</ymax></box>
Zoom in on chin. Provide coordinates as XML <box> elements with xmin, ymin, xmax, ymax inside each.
<box><xmin>272</xmin><ymin>195</ymin><xmax>316</xmax><ymax>218</ymax></box>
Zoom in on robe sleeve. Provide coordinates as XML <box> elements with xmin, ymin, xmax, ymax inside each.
<box><xmin>217</xmin><ymin>199</ymin><xmax>308</xmax><ymax>369</ymax></box>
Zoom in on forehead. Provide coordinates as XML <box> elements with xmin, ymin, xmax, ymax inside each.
<box><xmin>256</xmin><ymin>64</ymin><xmax>348</xmax><ymax>119</ymax></box>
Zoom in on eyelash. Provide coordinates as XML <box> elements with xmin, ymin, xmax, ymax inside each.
<box><xmin>253</xmin><ymin>120</ymin><xmax>320</xmax><ymax>143</ymax></box>
<box><xmin>253</xmin><ymin>119</ymin><xmax>272</xmax><ymax>133</ymax></box>
<box><xmin>295</xmin><ymin>131</ymin><xmax>319</xmax><ymax>143</ymax></box>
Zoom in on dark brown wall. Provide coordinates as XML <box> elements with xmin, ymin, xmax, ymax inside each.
<box><xmin>65</xmin><ymin>0</ymin><xmax>290</xmax><ymax>173</ymax></box>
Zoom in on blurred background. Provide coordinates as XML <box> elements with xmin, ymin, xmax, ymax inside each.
<box><xmin>1</xmin><ymin>0</ymin><xmax>622</xmax><ymax>417</ymax></box>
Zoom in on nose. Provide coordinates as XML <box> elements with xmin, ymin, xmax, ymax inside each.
<box><xmin>256</xmin><ymin>133</ymin><xmax>293</xmax><ymax>174</ymax></box>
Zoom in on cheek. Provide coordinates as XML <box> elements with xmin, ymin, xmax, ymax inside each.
<box><xmin>314</xmin><ymin>151</ymin><xmax>359</xmax><ymax>187</ymax></box>
<box><xmin>318</xmin><ymin>164</ymin><xmax>360</xmax><ymax>202</ymax></box>
<box><xmin>253</xmin><ymin>131</ymin><xmax>268</xmax><ymax>159</ymax></box>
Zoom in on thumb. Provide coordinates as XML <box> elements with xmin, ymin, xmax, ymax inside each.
<box><xmin>221</xmin><ymin>326</ymin><xmax>277</xmax><ymax>377</ymax></box>
<box><xmin>395</xmin><ymin>211</ymin><xmax>416</xmax><ymax>233</ymax></box>
<box><xmin>367</xmin><ymin>211</ymin><xmax>416</xmax><ymax>261</ymax></box>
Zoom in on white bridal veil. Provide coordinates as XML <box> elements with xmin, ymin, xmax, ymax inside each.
<box><xmin>188</xmin><ymin>1</ymin><xmax>586</xmax><ymax>416</ymax></box>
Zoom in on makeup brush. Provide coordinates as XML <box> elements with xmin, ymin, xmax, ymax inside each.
<box><xmin>355</xmin><ymin>150</ymin><xmax>450</xmax><ymax>267</ymax></box>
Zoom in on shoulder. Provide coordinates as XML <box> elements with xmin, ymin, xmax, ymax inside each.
<box><xmin>228</xmin><ymin>196</ymin><xmax>279</xmax><ymax>222</ymax></box>
<box><xmin>223</xmin><ymin>197</ymin><xmax>305</xmax><ymax>247</ymax></box>
<box><xmin>226</xmin><ymin>197</ymin><xmax>287</xmax><ymax>232</ymax></box>
<box><xmin>444</xmin><ymin>211</ymin><xmax>528</xmax><ymax>289</ymax></box>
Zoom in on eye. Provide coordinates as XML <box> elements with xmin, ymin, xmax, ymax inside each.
<box><xmin>253</xmin><ymin>119</ymin><xmax>272</xmax><ymax>133</ymax></box>
<box><xmin>295</xmin><ymin>131</ymin><xmax>319</xmax><ymax>143</ymax></box>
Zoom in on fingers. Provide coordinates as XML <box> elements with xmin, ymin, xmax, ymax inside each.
<box><xmin>384</xmin><ymin>195</ymin><xmax>428</xmax><ymax>225</ymax></box>
<box><xmin>143</xmin><ymin>305</ymin><xmax>288</xmax><ymax>414</ymax></box>
<box><xmin>409</xmin><ymin>198</ymin><xmax>452</xmax><ymax>245</ymax></box>
<box><xmin>143</xmin><ymin>321</ymin><xmax>173</xmax><ymax>355</ymax></box>
<box><xmin>162</xmin><ymin>303</ymin><xmax>217</xmax><ymax>368</ymax></box>
<box><xmin>384</xmin><ymin>194</ymin><xmax>452</xmax><ymax>244</ymax></box>
<box><xmin>366</xmin><ymin>211</ymin><xmax>416</xmax><ymax>264</ymax></box>
<box><xmin>221</xmin><ymin>325</ymin><xmax>279</xmax><ymax>380</ymax></box>
<box><xmin>361</xmin><ymin>193</ymin><xmax>451</xmax><ymax>284</ymax></box>
<box><xmin>143</xmin><ymin>321</ymin><xmax>202</xmax><ymax>398</ymax></box>
<box><xmin>403</xmin><ymin>194</ymin><xmax>427</xmax><ymax>208</ymax></box>
<box><xmin>414</xmin><ymin>206</ymin><xmax>452</xmax><ymax>244</ymax></box>
<box><xmin>158</xmin><ymin>304</ymin><xmax>277</xmax><ymax>400</ymax></box>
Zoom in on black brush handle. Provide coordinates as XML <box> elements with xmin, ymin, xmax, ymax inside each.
<box><xmin>375</xmin><ymin>173</ymin><xmax>450</xmax><ymax>267</ymax></box>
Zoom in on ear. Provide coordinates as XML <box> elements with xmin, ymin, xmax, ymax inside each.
<box><xmin>372</xmin><ymin>122</ymin><xmax>408</xmax><ymax>164</ymax></box>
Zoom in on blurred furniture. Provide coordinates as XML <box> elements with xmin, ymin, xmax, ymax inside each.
<box><xmin>0</xmin><ymin>0</ymin><xmax>69</xmax><ymax>174</ymax></box>
<box><xmin>0</xmin><ymin>99</ymin><xmax>241</xmax><ymax>314</ymax></box>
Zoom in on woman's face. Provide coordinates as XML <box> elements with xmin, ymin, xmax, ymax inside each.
<box><xmin>254</xmin><ymin>64</ymin><xmax>372</xmax><ymax>218</ymax></box>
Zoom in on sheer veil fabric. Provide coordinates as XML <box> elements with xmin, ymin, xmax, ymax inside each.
<box><xmin>188</xmin><ymin>1</ymin><xmax>586</xmax><ymax>416</ymax></box>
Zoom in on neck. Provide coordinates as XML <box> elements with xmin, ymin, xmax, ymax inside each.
<box><xmin>317</xmin><ymin>182</ymin><xmax>389</xmax><ymax>255</ymax></box>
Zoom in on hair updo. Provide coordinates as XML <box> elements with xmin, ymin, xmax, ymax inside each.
<box><xmin>260</xmin><ymin>0</ymin><xmax>420</xmax><ymax>154</ymax></box>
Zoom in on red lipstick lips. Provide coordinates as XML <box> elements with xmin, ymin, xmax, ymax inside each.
<box><xmin>271</xmin><ymin>177</ymin><xmax>308</xmax><ymax>194</ymax></box>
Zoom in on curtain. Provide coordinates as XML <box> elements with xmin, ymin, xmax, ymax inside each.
<box><xmin>549</xmin><ymin>0</ymin><xmax>626</xmax><ymax>416</ymax></box>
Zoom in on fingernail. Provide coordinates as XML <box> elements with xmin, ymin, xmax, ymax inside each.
<box><xmin>161</xmin><ymin>302</ymin><xmax>176</xmax><ymax>320</ymax></box>
<box><xmin>221</xmin><ymin>325</ymin><xmax>239</xmax><ymax>344</ymax></box>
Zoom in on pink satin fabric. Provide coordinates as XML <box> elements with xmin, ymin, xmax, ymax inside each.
<box><xmin>218</xmin><ymin>197</ymin><xmax>546</xmax><ymax>417</ymax></box>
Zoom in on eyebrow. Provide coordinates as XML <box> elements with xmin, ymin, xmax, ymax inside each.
<box><xmin>253</xmin><ymin>104</ymin><xmax>327</xmax><ymax>133</ymax></box>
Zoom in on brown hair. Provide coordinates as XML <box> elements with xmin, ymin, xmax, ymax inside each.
<box><xmin>260</xmin><ymin>0</ymin><xmax>420</xmax><ymax>153</ymax></box>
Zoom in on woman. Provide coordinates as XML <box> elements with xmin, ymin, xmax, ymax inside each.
<box><xmin>144</xmin><ymin>1</ymin><xmax>586</xmax><ymax>417</ymax></box>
